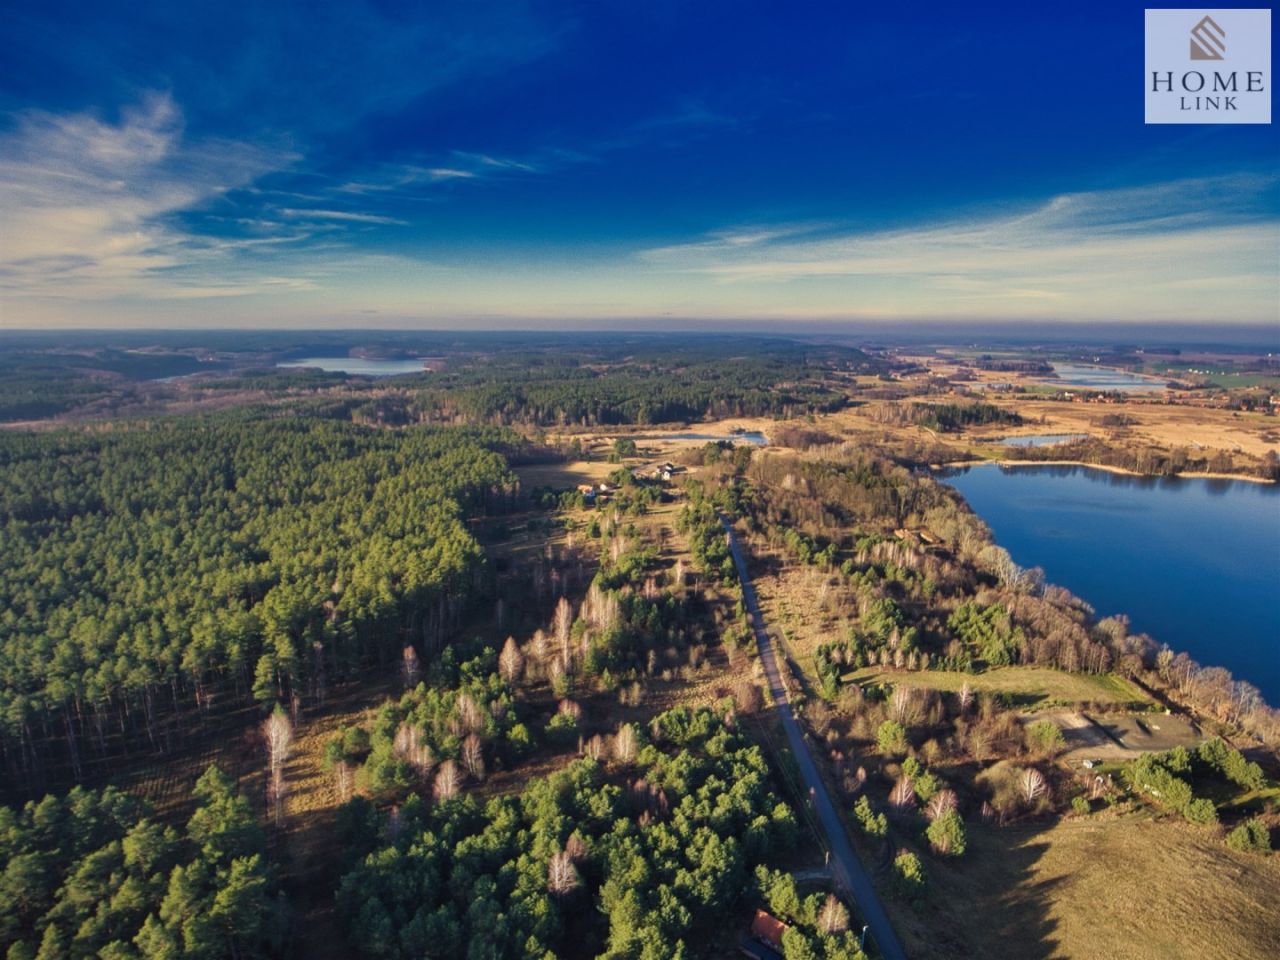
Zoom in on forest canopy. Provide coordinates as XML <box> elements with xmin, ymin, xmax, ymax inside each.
<box><xmin>0</xmin><ymin>419</ymin><xmax>516</xmax><ymax>791</ymax></box>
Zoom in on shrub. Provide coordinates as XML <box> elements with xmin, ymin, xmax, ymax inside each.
<box><xmin>877</xmin><ymin>720</ymin><xmax>908</xmax><ymax>756</ymax></box>
<box><xmin>925</xmin><ymin>811</ymin><xmax>967</xmax><ymax>856</ymax></box>
<box><xmin>545</xmin><ymin>711</ymin><xmax>579</xmax><ymax>747</ymax></box>
<box><xmin>890</xmin><ymin>851</ymin><xmax>926</xmax><ymax>902</ymax></box>
<box><xmin>1197</xmin><ymin>738</ymin><xmax>1265</xmax><ymax>791</ymax></box>
<box><xmin>1071</xmin><ymin>796</ymin><xmax>1091</xmax><ymax>816</ymax></box>
<box><xmin>1025</xmin><ymin>719</ymin><xmax>1065</xmax><ymax>757</ymax></box>
<box><xmin>901</xmin><ymin>757</ymin><xmax>940</xmax><ymax>803</ymax></box>
<box><xmin>1225</xmin><ymin>818</ymin><xmax>1271</xmax><ymax>854</ymax></box>
<box><xmin>853</xmin><ymin>796</ymin><xmax>888</xmax><ymax>839</ymax></box>
<box><xmin>1184</xmin><ymin>797</ymin><xmax>1218</xmax><ymax>825</ymax></box>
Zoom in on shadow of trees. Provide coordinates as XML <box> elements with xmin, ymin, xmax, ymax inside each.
<box><xmin>886</xmin><ymin>820</ymin><xmax>1064</xmax><ymax>960</ymax></box>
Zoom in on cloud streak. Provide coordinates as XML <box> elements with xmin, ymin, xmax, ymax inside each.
<box><xmin>279</xmin><ymin>208</ymin><xmax>408</xmax><ymax>225</ymax></box>
<box><xmin>0</xmin><ymin>93</ymin><xmax>301</xmax><ymax>300</ymax></box>
<box><xmin>637</xmin><ymin>176</ymin><xmax>1279</xmax><ymax>321</ymax></box>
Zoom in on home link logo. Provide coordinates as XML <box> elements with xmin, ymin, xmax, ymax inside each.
<box><xmin>1145</xmin><ymin>9</ymin><xmax>1271</xmax><ymax>124</ymax></box>
<box><xmin>1189</xmin><ymin>15</ymin><xmax>1225</xmax><ymax>60</ymax></box>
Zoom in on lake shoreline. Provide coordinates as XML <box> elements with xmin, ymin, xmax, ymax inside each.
<box><xmin>939</xmin><ymin>458</ymin><xmax>1277</xmax><ymax>486</ymax></box>
<box><xmin>941</xmin><ymin>456</ymin><xmax>1280</xmax><ymax>704</ymax></box>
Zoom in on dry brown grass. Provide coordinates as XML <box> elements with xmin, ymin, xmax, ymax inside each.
<box><xmin>845</xmin><ymin>666</ymin><xmax>1152</xmax><ymax>710</ymax></box>
<box><xmin>795</xmin><ymin>380</ymin><xmax>1279</xmax><ymax>467</ymax></box>
<box><xmin>890</xmin><ymin>814</ymin><xmax>1280</xmax><ymax>960</ymax></box>
<box><xmin>513</xmin><ymin>458</ymin><xmax>618</xmax><ymax>489</ymax></box>
<box><xmin>996</xmin><ymin>400</ymin><xmax>1280</xmax><ymax>460</ymax></box>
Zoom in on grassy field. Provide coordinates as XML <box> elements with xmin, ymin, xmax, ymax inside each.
<box><xmin>985</xmin><ymin>399</ymin><xmax>1280</xmax><ymax>460</ymax></box>
<box><xmin>512</xmin><ymin>457</ymin><xmax>618</xmax><ymax>489</ymax></box>
<box><xmin>887</xmin><ymin>814</ymin><xmax>1280</xmax><ymax>960</ymax></box>
<box><xmin>810</xmin><ymin>381</ymin><xmax>1280</xmax><ymax>462</ymax></box>
<box><xmin>843</xmin><ymin>666</ymin><xmax>1152</xmax><ymax>710</ymax></box>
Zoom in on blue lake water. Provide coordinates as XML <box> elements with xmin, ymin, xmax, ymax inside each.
<box><xmin>997</xmin><ymin>434</ymin><xmax>1087</xmax><ymax>447</ymax></box>
<box><xmin>941</xmin><ymin>463</ymin><xmax>1280</xmax><ymax>702</ymax></box>
<box><xmin>277</xmin><ymin>357</ymin><xmax>428</xmax><ymax>376</ymax></box>
<box><xmin>641</xmin><ymin>431</ymin><xmax>769</xmax><ymax>445</ymax></box>
<box><xmin>1040</xmin><ymin>363</ymin><xmax>1167</xmax><ymax>393</ymax></box>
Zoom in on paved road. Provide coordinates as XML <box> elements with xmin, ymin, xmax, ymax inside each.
<box><xmin>721</xmin><ymin>516</ymin><xmax>907</xmax><ymax>960</ymax></box>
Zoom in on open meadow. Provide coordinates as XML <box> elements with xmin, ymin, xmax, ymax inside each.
<box><xmin>889</xmin><ymin>814</ymin><xmax>1280</xmax><ymax>960</ymax></box>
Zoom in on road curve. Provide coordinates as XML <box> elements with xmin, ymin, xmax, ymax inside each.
<box><xmin>721</xmin><ymin>516</ymin><xmax>908</xmax><ymax>960</ymax></box>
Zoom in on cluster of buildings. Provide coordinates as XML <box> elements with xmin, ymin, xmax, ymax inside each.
<box><xmin>572</xmin><ymin>462</ymin><xmax>683</xmax><ymax>504</ymax></box>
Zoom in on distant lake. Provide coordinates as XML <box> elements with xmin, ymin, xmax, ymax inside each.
<box><xmin>640</xmin><ymin>431</ymin><xmax>769</xmax><ymax>445</ymax></box>
<box><xmin>1040</xmin><ymin>363</ymin><xmax>1167</xmax><ymax>393</ymax></box>
<box><xmin>277</xmin><ymin>357</ymin><xmax>427</xmax><ymax>376</ymax></box>
<box><xmin>941</xmin><ymin>463</ymin><xmax>1280</xmax><ymax>702</ymax></box>
<box><xmin>998</xmin><ymin>434</ymin><xmax>1087</xmax><ymax>447</ymax></box>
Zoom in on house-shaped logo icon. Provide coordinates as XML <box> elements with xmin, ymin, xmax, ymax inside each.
<box><xmin>1190</xmin><ymin>15</ymin><xmax>1225</xmax><ymax>60</ymax></box>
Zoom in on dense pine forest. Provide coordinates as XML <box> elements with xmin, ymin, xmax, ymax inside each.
<box><xmin>404</xmin><ymin>343</ymin><xmax>867</xmax><ymax>426</ymax></box>
<box><xmin>0</xmin><ymin>768</ymin><xmax>280</xmax><ymax>959</ymax></box>
<box><xmin>0</xmin><ymin>419</ymin><xmax>517</xmax><ymax>791</ymax></box>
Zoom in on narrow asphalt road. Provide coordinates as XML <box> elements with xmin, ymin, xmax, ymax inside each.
<box><xmin>721</xmin><ymin>516</ymin><xmax>908</xmax><ymax>960</ymax></box>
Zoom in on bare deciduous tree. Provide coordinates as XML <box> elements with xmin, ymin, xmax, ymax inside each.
<box><xmin>456</xmin><ymin>693</ymin><xmax>484</xmax><ymax>734</ymax></box>
<box><xmin>547</xmin><ymin>849</ymin><xmax>580</xmax><ymax>897</ymax></box>
<box><xmin>531</xmin><ymin>628</ymin><xmax>549</xmax><ymax>663</ymax></box>
<box><xmin>581</xmin><ymin>583</ymin><xmax>620</xmax><ymax>632</ymax></box>
<box><xmin>926</xmin><ymin>788</ymin><xmax>958</xmax><ymax>821</ymax></box>
<box><xmin>393</xmin><ymin>722</ymin><xmax>434</xmax><ymax>779</ymax></box>
<box><xmin>889</xmin><ymin>775</ymin><xmax>916</xmax><ymax>810</ymax></box>
<box><xmin>565</xmin><ymin>832</ymin><xmax>588</xmax><ymax>862</ymax></box>
<box><xmin>553</xmin><ymin>596</ymin><xmax>574</xmax><ymax>671</ymax></box>
<box><xmin>817</xmin><ymin>894</ymin><xmax>850</xmax><ymax>935</ymax></box>
<box><xmin>262</xmin><ymin>706</ymin><xmax>293</xmax><ymax>826</ymax></box>
<box><xmin>332</xmin><ymin>760</ymin><xmax>353</xmax><ymax>802</ymax></box>
<box><xmin>401</xmin><ymin>645</ymin><xmax>421</xmax><ymax>688</ymax></box>
<box><xmin>434</xmin><ymin>759</ymin><xmax>462</xmax><ymax>801</ymax></box>
<box><xmin>499</xmin><ymin>636</ymin><xmax>525</xmax><ymax>684</ymax></box>
<box><xmin>890</xmin><ymin>686</ymin><xmax>922</xmax><ymax>727</ymax></box>
<box><xmin>613</xmin><ymin>723</ymin><xmax>638</xmax><ymax>764</ymax></box>
<box><xmin>1019</xmin><ymin>767</ymin><xmax>1047</xmax><ymax>805</ymax></box>
<box><xmin>461</xmin><ymin>734</ymin><xmax>486</xmax><ymax>781</ymax></box>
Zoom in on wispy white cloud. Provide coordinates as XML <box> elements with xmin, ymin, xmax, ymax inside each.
<box><xmin>329</xmin><ymin>150</ymin><xmax>550</xmax><ymax>198</ymax></box>
<box><xmin>0</xmin><ymin>92</ymin><xmax>303</xmax><ymax>300</ymax></box>
<box><xmin>637</xmin><ymin>175</ymin><xmax>1279</xmax><ymax>320</ymax></box>
<box><xmin>278</xmin><ymin>208</ymin><xmax>408</xmax><ymax>225</ymax></box>
<box><xmin>454</xmin><ymin>152</ymin><xmax>542</xmax><ymax>173</ymax></box>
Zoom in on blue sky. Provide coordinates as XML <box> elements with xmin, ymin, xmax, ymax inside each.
<box><xmin>0</xmin><ymin>0</ymin><xmax>1276</xmax><ymax>328</ymax></box>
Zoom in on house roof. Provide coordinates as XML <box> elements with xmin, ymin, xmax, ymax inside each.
<box><xmin>749</xmin><ymin>910</ymin><xmax>789</xmax><ymax>949</ymax></box>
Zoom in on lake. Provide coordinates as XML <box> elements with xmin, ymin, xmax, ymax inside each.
<box><xmin>940</xmin><ymin>463</ymin><xmax>1280</xmax><ymax>702</ymax></box>
<box><xmin>997</xmin><ymin>434</ymin><xmax>1087</xmax><ymax>447</ymax></box>
<box><xmin>1040</xmin><ymin>363</ymin><xmax>1167</xmax><ymax>393</ymax></box>
<box><xmin>639</xmin><ymin>431</ymin><xmax>769</xmax><ymax>445</ymax></box>
<box><xmin>277</xmin><ymin>357</ymin><xmax>428</xmax><ymax>376</ymax></box>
